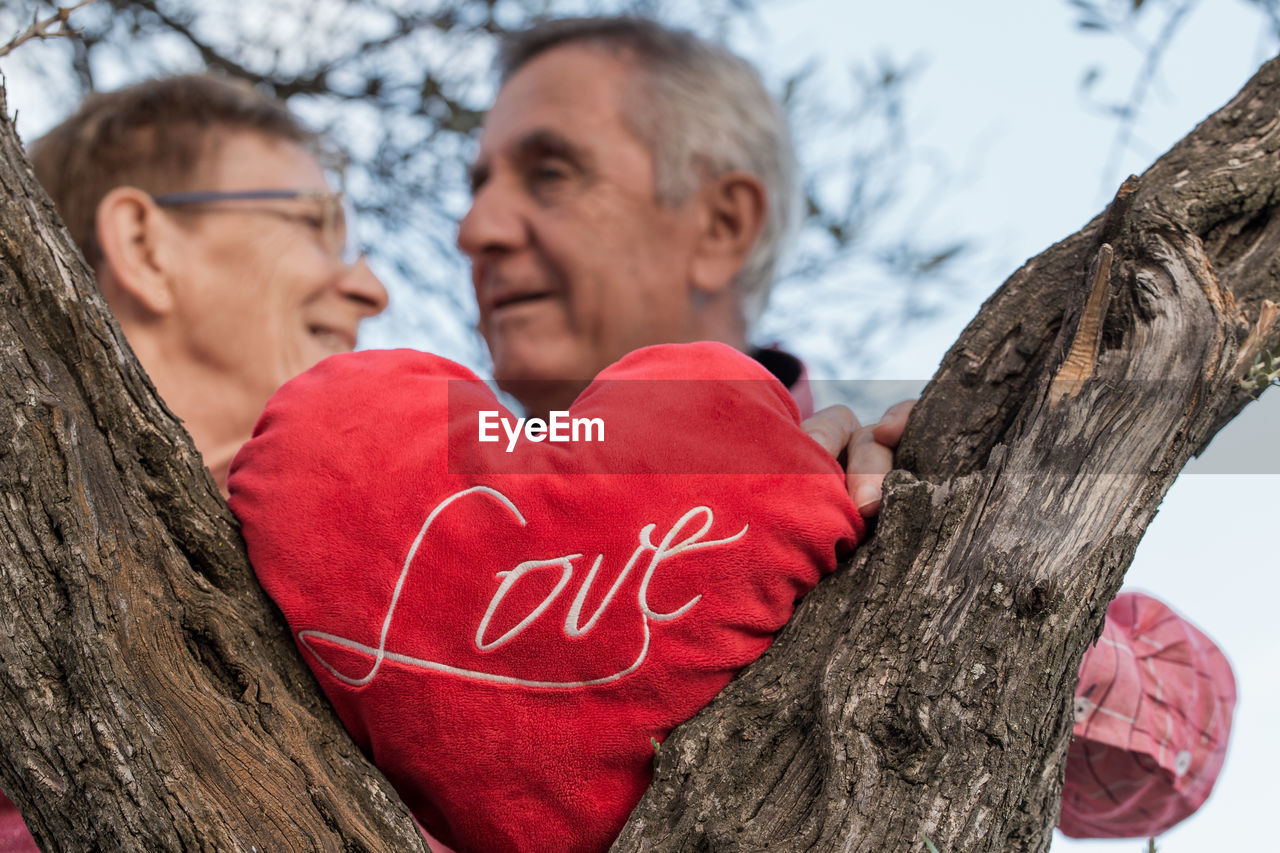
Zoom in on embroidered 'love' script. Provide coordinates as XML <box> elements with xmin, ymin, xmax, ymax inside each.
<box><xmin>228</xmin><ymin>342</ymin><xmax>862</xmax><ymax>853</ymax></box>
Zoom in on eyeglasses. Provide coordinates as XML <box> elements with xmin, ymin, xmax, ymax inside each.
<box><xmin>151</xmin><ymin>189</ymin><xmax>362</xmax><ymax>266</ymax></box>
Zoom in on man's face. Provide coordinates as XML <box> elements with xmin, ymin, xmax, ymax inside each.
<box><xmin>458</xmin><ymin>45</ymin><xmax>705</xmax><ymax>413</ymax></box>
<box><xmin>167</xmin><ymin>131</ymin><xmax>389</xmax><ymax>412</ymax></box>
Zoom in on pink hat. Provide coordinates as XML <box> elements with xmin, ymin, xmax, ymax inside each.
<box><xmin>1059</xmin><ymin>591</ymin><xmax>1236</xmax><ymax>838</ymax></box>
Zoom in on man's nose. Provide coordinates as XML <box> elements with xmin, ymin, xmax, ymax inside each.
<box><xmin>339</xmin><ymin>258</ymin><xmax>390</xmax><ymax>318</ymax></box>
<box><xmin>457</xmin><ymin>180</ymin><xmax>527</xmax><ymax>258</ymax></box>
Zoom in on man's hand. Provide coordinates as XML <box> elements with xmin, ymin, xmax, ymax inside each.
<box><xmin>801</xmin><ymin>400</ymin><xmax>914</xmax><ymax>519</ymax></box>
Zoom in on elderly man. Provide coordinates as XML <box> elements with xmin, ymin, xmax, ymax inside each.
<box><xmin>2</xmin><ymin>72</ymin><xmax>389</xmax><ymax>851</ymax></box>
<box><xmin>459</xmin><ymin>16</ymin><xmax>904</xmax><ymax>513</ymax></box>
<box><xmin>458</xmin><ymin>16</ymin><xmax>1235</xmax><ymax>842</ymax></box>
<box><xmin>459</xmin><ymin>19</ymin><xmax>791</xmax><ymax>416</ymax></box>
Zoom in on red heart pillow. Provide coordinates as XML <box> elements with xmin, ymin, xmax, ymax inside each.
<box><xmin>228</xmin><ymin>342</ymin><xmax>862</xmax><ymax>853</ymax></box>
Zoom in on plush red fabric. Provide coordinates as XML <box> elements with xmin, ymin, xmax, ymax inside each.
<box><xmin>228</xmin><ymin>342</ymin><xmax>862</xmax><ymax>853</ymax></box>
<box><xmin>1059</xmin><ymin>591</ymin><xmax>1236</xmax><ymax>838</ymax></box>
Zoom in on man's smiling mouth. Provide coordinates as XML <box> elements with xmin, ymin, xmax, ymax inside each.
<box><xmin>491</xmin><ymin>291</ymin><xmax>552</xmax><ymax>311</ymax></box>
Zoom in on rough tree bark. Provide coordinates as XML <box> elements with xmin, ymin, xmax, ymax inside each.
<box><xmin>0</xmin><ymin>82</ymin><xmax>428</xmax><ymax>851</ymax></box>
<box><xmin>1</xmin><ymin>54</ymin><xmax>1277</xmax><ymax>853</ymax></box>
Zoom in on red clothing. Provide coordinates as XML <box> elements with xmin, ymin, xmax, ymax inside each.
<box><xmin>749</xmin><ymin>346</ymin><xmax>814</xmax><ymax>418</ymax></box>
<box><xmin>0</xmin><ymin>791</ymin><xmax>37</xmax><ymax>853</ymax></box>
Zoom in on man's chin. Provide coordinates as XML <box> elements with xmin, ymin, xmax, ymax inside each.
<box><xmin>493</xmin><ymin>371</ymin><xmax>593</xmax><ymax>416</ymax></box>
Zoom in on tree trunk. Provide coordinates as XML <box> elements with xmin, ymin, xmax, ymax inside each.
<box><xmin>0</xmin><ymin>48</ymin><xmax>1277</xmax><ymax>853</ymax></box>
<box><xmin>613</xmin><ymin>56</ymin><xmax>1280</xmax><ymax>853</ymax></box>
<box><xmin>0</xmin><ymin>83</ymin><xmax>427</xmax><ymax>851</ymax></box>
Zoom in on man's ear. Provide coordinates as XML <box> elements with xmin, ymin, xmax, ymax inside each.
<box><xmin>689</xmin><ymin>171</ymin><xmax>767</xmax><ymax>297</ymax></box>
<box><xmin>94</xmin><ymin>186</ymin><xmax>180</xmax><ymax>315</ymax></box>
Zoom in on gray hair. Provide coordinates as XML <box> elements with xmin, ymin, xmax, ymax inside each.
<box><xmin>498</xmin><ymin>17</ymin><xmax>799</xmax><ymax>326</ymax></box>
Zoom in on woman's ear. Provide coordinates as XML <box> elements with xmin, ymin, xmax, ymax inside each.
<box><xmin>94</xmin><ymin>186</ymin><xmax>179</xmax><ymax>315</ymax></box>
<box><xmin>688</xmin><ymin>171</ymin><xmax>767</xmax><ymax>297</ymax></box>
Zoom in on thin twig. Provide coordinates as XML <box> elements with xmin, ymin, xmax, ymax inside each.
<box><xmin>0</xmin><ymin>0</ymin><xmax>98</xmax><ymax>60</ymax></box>
<box><xmin>1096</xmin><ymin>0</ymin><xmax>1197</xmax><ymax>198</ymax></box>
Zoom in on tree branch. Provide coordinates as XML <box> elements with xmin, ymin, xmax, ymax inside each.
<box><xmin>0</xmin><ymin>0</ymin><xmax>97</xmax><ymax>59</ymax></box>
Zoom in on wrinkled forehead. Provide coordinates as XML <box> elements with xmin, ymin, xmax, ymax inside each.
<box><xmin>478</xmin><ymin>44</ymin><xmax>650</xmax><ymax>161</ymax></box>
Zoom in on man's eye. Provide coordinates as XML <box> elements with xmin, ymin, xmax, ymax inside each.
<box><xmin>529</xmin><ymin>160</ymin><xmax>573</xmax><ymax>190</ymax></box>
